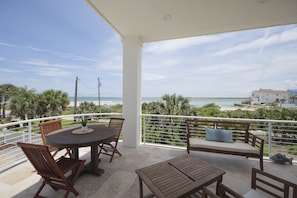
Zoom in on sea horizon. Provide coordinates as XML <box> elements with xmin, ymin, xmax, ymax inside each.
<box><xmin>69</xmin><ymin>96</ymin><xmax>248</xmax><ymax>108</ymax></box>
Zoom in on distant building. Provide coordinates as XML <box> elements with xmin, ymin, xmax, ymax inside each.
<box><xmin>288</xmin><ymin>89</ymin><xmax>297</xmax><ymax>105</ymax></box>
<box><xmin>250</xmin><ymin>89</ymin><xmax>291</xmax><ymax>105</ymax></box>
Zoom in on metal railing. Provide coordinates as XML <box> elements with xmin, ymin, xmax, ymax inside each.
<box><xmin>0</xmin><ymin>113</ymin><xmax>121</xmax><ymax>173</ymax></box>
<box><xmin>1</xmin><ymin>113</ymin><xmax>296</xmax><ymax>173</ymax></box>
<box><xmin>142</xmin><ymin>114</ymin><xmax>297</xmax><ymax>160</ymax></box>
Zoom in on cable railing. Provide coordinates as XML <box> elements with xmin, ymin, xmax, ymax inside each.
<box><xmin>1</xmin><ymin>113</ymin><xmax>296</xmax><ymax>173</ymax></box>
<box><xmin>0</xmin><ymin>113</ymin><xmax>121</xmax><ymax>173</ymax></box>
<box><xmin>142</xmin><ymin>114</ymin><xmax>297</xmax><ymax>160</ymax></box>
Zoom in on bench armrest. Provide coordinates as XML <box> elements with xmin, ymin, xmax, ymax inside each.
<box><xmin>246</xmin><ymin>132</ymin><xmax>264</xmax><ymax>153</ymax></box>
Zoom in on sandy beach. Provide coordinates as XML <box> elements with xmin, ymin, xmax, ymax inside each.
<box><xmin>69</xmin><ymin>101</ymin><xmax>257</xmax><ymax>111</ymax></box>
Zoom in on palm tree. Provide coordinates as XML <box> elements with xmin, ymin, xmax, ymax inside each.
<box><xmin>39</xmin><ymin>90</ymin><xmax>70</xmax><ymax>117</ymax></box>
<box><xmin>77</xmin><ymin>101</ymin><xmax>98</xmax><ymax>113</ymax></box>
<box><xmin>9</xmin><ymin>87</ymin><xmax>37</xmax><ymax>120</ymax></box>
<box><xmin>160</xmin><ymin>94</ymin><xmax>191</xmax><ymax>115</ymax></box>
<box><xmin>142</xmin><ymin>101</ymin><xmax>162</xmax><ymax>114</ymax></box>
<box><xmin>0</xmin><ymin>84</ymin><xmax>18</xmax><ymax>118</ymax></box>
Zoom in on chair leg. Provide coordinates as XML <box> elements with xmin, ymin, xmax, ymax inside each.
<box><xmin>64</xmin><ymin>148</ymin><xmax>72</xmax><ymax>157</ymax></box>
<box><xmin>98</xmin><ymin>142</ymin><xmax>122</xmax><ymax>162</ymax></box>
<box><xmin>109</xmin><ymin>144</ymin><xmax>121</xmax><ymax>163</ymax></box>
<box><xmin>109</xmin><ymin>150</ymin><xmax>115</xmax><ymax>163</ymax></box>
<box><xmin>52</xmin><ymin>150</ymin><xmax>59</xmax><ymax>158</ymax></box>
<box><xmin>64</xmin><ymin>160</ymin><xmax>85</xmax><ymax>198</ymax></box>
<box><xmin>111</xmin><ymin>143</ymin><xmax>121</xmax><ymax>156</ymax></box>
<box><xmin>98</xmin><ymin>144</ymin><xmax>103</xmax><ymax>157</ymax></box>
<box><xmin>34</xmin><ymin>182</ymin><xmax>46</xmax><ymax>198</ymax></box>
<box><xmin>115</xmin><ymin>148</ymin><xmax>122</xmax><ymax>156</ymax></box>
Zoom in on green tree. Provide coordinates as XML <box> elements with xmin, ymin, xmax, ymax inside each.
<box><xmin>142</xmin><ymin>101</ymin><xmax>162</xmax><ymax>114</ymax></box>
<box><xmin>110</xmin><ymin>104</ymin><xmax>122</xmax><ymax>113</ymax></box>
<box><xmin>0</xmin><ymin>84</ymin><xmax>18</xmax><ymax>118</ymax></box>
<box><xmin>142</xmin><ymin>94</ymin><xmax>192</xmax><ymax>146</ymax></box>
<box><xmin>77</xmin><ymin>101</ymin><xmax>98</xmax><ymax>113</ymax></box>
<box><xmin>9</xmin><ymin>87</ymin><xmax>37</xmax><ymax>120</ymax></box>
<box><xmin>38</xmin><ymin>90</ymin><xmax>70</xmax><ymax>117</ymax></box>
<box><xmin>195</xmin><ymin>103</ymin><xmax>221</xmax><ymax>116</ymax></box>
<box><xmin>160</xmin><ymin>94</ymin><xmax>191</xmax><ymax>115</ymax></box>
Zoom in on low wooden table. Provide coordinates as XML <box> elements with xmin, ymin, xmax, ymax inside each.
<box><xmin>135</xmin><ymin>155</ymin><xmax>225</xmax><ymax>198</ymax></box>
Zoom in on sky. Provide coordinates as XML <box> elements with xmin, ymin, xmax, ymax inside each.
<box><xmin>1</xmin><ymin>0</ymin><xmax>297</xmax><ymax>98</ymax></box>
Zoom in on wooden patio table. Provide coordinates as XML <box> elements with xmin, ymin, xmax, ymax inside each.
<box><xmin>135</xmin><ymin>155</ymin><xmax>225</xmax><ymax>198</ymax></box>
<box><xmin>46</xmin><ymin>125</ymin><xmax>116</xmax><ymax>176</ymax></box>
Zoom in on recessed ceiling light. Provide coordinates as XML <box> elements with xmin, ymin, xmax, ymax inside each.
<box><xmin>163</xmin><ymin>14</ymin><xmax>172</xmax><ymax>21</ymax></box>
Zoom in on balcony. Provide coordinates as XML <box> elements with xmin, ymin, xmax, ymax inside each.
<box><xmin>0</xmin><ymin>114</ymin><xmax>297</xmax><ymax>197</ymax></box>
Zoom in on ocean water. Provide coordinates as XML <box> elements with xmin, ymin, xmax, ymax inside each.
<box><xmin>69</xmin><ymin>97</ymin><xmax>248</xmax><ymax>108</ymax></box>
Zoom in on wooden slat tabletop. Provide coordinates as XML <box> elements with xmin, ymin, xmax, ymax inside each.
<box><xmin>135</xmin><ymin>155</ymin><xmax>225</xmax><ymax>198</ymax></box>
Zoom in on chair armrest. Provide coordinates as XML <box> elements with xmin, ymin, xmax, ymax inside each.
<box><xmin>202</xmin><ymin>186</ymin><xmax>219</xmax><ymax>198</ymax></box>
<box><xmin>218</xmin><ymin>184</ymin><xmax>244</xmax><ymax>198</ymax></box>
<box><xmin>252</xmin><ymin>168</ymin><xmax>297</xmax><ymax>198</ymax></box>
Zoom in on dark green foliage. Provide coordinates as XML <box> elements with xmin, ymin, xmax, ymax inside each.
<box><xmin>141</xmin><ymin>94</ymin><xmax>297</xmax><ymax>149</ymax></box>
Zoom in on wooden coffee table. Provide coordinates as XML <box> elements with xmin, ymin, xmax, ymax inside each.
<box><xmin>135</xmin><ymin>155</ymin><xmax>225</xmax><ymax>198</ymax></box>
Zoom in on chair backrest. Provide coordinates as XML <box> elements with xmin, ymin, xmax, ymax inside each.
<box><xmin>39</xmin><ymin>119</ymin><xmax>62</xmax><ymax>145</ymax></box>
<box><xmin>108</xmin><ymin>118</ymin><xmax>125</xmax><ymax>139</ymax></box>
<box><xmin>17</xmin><ymin>142</ymin><xmax>64</xmax><ymax>178</ymax></box>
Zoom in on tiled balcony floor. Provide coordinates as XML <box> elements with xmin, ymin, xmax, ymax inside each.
<box><xmin>0</xmin><ymin>143</ymin><xmax>296</xmax><ymax>198</ymax></box>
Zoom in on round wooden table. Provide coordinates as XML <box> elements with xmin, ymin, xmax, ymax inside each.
<box><xmin>46</xmin><ymin>125</ymin><xmax>116</xmax><ymax>176</ymax></box>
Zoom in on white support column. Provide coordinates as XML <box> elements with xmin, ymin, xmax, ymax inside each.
<box><xmin>122</xmin><ymin>36</ymin><xmax>142</xmax><ymax>148</ymax></box>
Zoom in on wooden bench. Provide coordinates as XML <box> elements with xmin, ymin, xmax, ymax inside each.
<box><xmin>186</xmin><ymin>119</ymin><xmax>264</xmax><ymax>170</ymax></box>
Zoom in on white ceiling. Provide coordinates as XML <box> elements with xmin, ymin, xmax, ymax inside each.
<box><xmin>86</xmin><ymin>0</ymin><xmax>297</xmax><ymax>43</ymax></box>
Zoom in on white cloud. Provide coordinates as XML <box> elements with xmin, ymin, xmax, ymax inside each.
<box><xmin>21</xmin><ymin>59</ymin><xmax>75</xmax><ymax>69</ymax></box>
<box><xmin>272</xmin><ymin>53</ymin><xmax>297</xmax><ymax>62</ymax></box>
<box><xmin>108</xmin><ymin>72</ymin><xmax>122</xmax><ymax>77</ymax></box>
<box><xmin>30</xmin><ymin>67</ymin><xmax>71</xmax><ymax>77</ymax></box>
<box><xmin>0</xmin><ymin>42</ymin><xmax>96</xmax><ymax>62</ymax></box>
<box><xmin>0</xmin><ymin>42</ymin><xmax>16</xmax><ymax>47</ymax></box>
<box><xmin>144</xmin><ymin>35</ymin><xmax>225</xmax><ymax>54</ymax></box>
<box><xmin>0</xmin><ymin>68</ymin><xmax>19</xmax><ymax>73</ymax></box>
<box><xmin>96</xmin><ymin>56</ymin><xmax>122</xmax><ymax>70</ymax></box>
<box><xmin>284</xmin><ymin>79</ymin><xmax>297</xmax><ymax>89</ymax></box>
<box><xmin>143</xmin><ymin>73</ymin><xmax>166</xmax><ymax>81</ymax></box>
<box><xmin>26</xmin><ymin>46</ymin><xmax>96</xmax><ymax>62</ymax></box>
<box><xmin>215</xmin><ymin>27</ymin><xmax>297</xmax><ymax>56</ymax></box>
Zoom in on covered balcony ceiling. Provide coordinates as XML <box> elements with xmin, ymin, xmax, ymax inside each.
<box><xmin>86</xmin><ymin>0</ymin><xmax>297</xmax><ymax>42</ymax></box>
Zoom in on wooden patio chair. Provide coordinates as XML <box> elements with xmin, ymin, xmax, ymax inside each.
<box><xmin>98</xmin><ymin>117</ymin><xmax>125</xmax><ymax>162</ymax></box>
<box><xmin>202</xmin><ymin>168</ymin><xmax>297</xmax><ymax>198</ymax></box>
<box><xmin>17</xmin><ymin>142</ymin><xmax>85</xmax><ymax>198</ymax></box>
<box><xmin>39</xmin><ymin>119</ymin><xmax>71</xmax><ymax>157</ymax></box>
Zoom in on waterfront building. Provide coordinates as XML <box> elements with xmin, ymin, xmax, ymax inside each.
<box><xmin>250</xmin><ymin>89</ymin><xmax>292</xmax><ymax>105</ymax></box>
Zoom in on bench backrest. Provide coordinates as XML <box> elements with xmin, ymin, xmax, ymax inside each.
<box><xmin>186</xmin><ymin>119</ymin><xmax>250</xmax><ymax>142</ymax></box>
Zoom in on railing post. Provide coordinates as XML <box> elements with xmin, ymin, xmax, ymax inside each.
<box><xmin>28</xmin><ymin>121</ymin><xmax>32</xmax><ymax>143</ymax></box>
<box><xmin>22</xmin><ymin>130</ymin><xmax>25</xmax><ymax>142</ymax></box>
<box><xmin>267</xmin><ymin>121</ymin><xmax>272</xmax><ymax>158</ymax></box>
<box><xmin>3</xmin><ymin>128</ymin><xmax>7</xmax><ymax>144</ymax></box>
<box><xmin>143</xmin><ymin>116</ymin><xmax>146</xmax><ymax>144</ymax></box>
